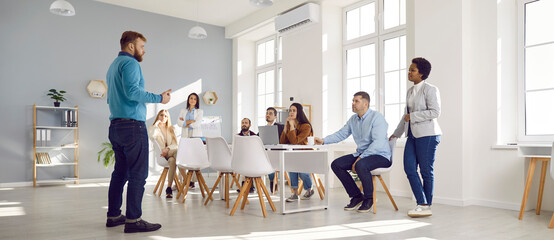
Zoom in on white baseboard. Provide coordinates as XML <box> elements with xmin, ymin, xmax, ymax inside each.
<box><xmin>463</xmin><ymin>199</ymin><xmax>522</xmax><ymax>211</ymax></box>
<box><xmin>0</xmin><ymin>178</ymin><xmax>111</xmax><ymax>188</ymax></box>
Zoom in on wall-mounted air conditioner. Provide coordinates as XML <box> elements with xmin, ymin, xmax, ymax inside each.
<box><xmin>275</xmin><ymin>3</ymin><xmax>320</xmax><ymax>34</ymax></box>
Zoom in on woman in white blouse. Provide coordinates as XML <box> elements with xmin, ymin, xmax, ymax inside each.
<box><xmin>149</xmin><ymin>109</ymin><xmax>179</xmax><ymax>198</ymax></box>
<box><xmin>177</xmin><ymin>93</ymin><xmax>203</xmax><ymax>138</ymax></box>
<box><xmin>176</xmin><ymin>93</ymin><xmax>203</xmax><ymax>188</ymax></box>
<box><xmin>390</xmin><ymin>57</ymin><xmax>441</xmax><ymax>218</ymax></box>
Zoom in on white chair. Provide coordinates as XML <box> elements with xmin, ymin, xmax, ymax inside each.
<box><xmin>151</xmin><ymin>142</ymin><xmax>182</xmax><ymax>197</ymax></box>
<box><xmin>548</xmin><ymin>142</ymin><xmax>554</xmax><ymax>228</ymax></box>
<box><xmin>204</xmin><ymin>137</ymin><xmax>242</xmax><ymax>208</ymax></box>
<box><xmin>359</xmin><ymin>138</ymin><xmax>399</xmax><ymax>214</ymax></box>
<box><xmin>230</xmin><ymin>136</ymin><xmax>276</xmax><ymax>217</ymax></box>
<box><xmin>175</xmin><ymin>138</ymin><xmax>212</xmax><ymax>204</ymax></box>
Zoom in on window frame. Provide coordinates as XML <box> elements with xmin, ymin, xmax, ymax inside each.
<box><xmin>255</xmin><ymin>35</ymin><xmax>282</xmax><ymax>127</ymax></box>
<box><xmin>342</xmin><ymin>0</ymin><xmax>407</xmax><ymax>128</ymax></box>
<box><xmin>517</xmin><ymin>0</ymin><xmax>554</xmax><ymax>142</ymax></box>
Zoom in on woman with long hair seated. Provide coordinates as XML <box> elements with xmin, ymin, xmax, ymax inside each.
<box><xmin>280</xmin><ymin>103</ymin><xmax>315</xmax><ymax>202</ymax></box>
<box><xmin>149</xmin><ymin>109</ymin><xmax>179</xmax><ymax>198</ymax></box>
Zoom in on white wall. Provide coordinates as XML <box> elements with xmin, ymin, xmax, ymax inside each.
<box><xmin>233</xmin><ymin>38</ymin><xmax>256</xmax><ymax>135</ymax></box>
<box><xmin>229</xmin><ymin>0</ymin><xmax>554</xmax><ymax>212</ymax></box>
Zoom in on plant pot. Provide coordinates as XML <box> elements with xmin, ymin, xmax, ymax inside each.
<box><xmin>54</xmin><ymin>102</ymin><xmax>60</xmax><ymax>107</ymax></box>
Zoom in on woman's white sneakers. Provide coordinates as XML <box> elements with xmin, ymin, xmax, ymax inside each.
<box><xmin>407</xmin><ymin>205</ymin><xmax>432</xmax><ymax>217</ymax></box>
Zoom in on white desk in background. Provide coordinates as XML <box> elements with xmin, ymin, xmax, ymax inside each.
<box><xmin>265</xmin><ymin>144</ymin><xmax>329</xmax><ymax>214</ymax></box>
<box><xmin>517</xmin><ymin>144</ymin><xmax>552</xmax><ymax>220</ymax></box>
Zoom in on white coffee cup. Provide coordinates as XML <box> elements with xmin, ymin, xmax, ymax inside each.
<box><xmin>307</xmin><ymin>136</ymin><xmax>315</xmax><ymax>145</ymax></box>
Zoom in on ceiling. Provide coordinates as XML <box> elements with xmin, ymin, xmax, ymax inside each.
<box><xmin>95</xmin><ymin>0</ymin><xmax>360</xmax><ymax>27</ymax></box>
<box><xmin>95</xmin><ymin>0</ymin><xmax>268</xmax><ymax>27</ymax></box>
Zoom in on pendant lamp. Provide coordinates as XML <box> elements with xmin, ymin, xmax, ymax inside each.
<box><xmin>250</xmin><ymin>0</ymin><xmax>274</xmax><ymax>8</ymax></box>
<box><xmin>50</xmin><ymin>0</ymin><xmax>75</xmax><ymax>16</ymax></box>
<box><xmin>189</xmin><ymin>0</ymin><xmax>207</xmax><ymax>39</ymax></box>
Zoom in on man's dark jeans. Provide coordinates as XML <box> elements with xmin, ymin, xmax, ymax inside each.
<box><xmin>331</xmin><ymin>154</ymin><xmax>391</xmax><ymax>200</ymax></box>
<box><xmin>107</xmin><ymin>119</ymin><xmax>149</xmax><ymax>220</ymax></box>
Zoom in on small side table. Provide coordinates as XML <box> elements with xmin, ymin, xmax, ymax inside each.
<box><xmin>518</xmin><ymin>156</ymin><xmax>551</xmax><ymax>220</ymax></box>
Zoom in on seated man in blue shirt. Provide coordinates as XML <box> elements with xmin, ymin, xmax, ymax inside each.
<box><xmin>315</xmin><ymin>91</ymin><xmax>391</xmax><ymax>213</ymax></box>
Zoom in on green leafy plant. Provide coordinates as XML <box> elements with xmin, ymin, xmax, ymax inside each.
<box><xmin>47</xmin><ymin>89</ymin><xmax>67</xmax><ymax>102</ymax></box>
<box><xmin>97</xmin><ymin>142</ymin><xmax>115</xmax><ymax>168</ymax></box>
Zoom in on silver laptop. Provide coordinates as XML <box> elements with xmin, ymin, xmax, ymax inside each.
<box><xmin>258</xmin><ymin>125</ymin><xmax>279</xmax><ymax>145</ymax></box>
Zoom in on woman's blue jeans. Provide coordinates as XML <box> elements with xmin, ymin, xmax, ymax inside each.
<box><xmin>288</xmin><ymin>172</ymin><xmax>312</xmax><ymax>190</ymax></box>
<box><xmin>404</xmin><ymin>132</ymin><xmax>441</xmax><ymax>205</ymax></box>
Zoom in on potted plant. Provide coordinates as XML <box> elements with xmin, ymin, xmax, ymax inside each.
<box><xmin>47</xmin><ymin>89</ymin><xmax>66</xmax><ymax>107</ymax></box>
<box><xmin>97</xmin><ymin>142</ymin><xmax>115</xmax><ymax>168</ymax></box>
<box><xmin>209</xmin><ymin>97</ymin><xmax>214</xmax><ymax>104</ymax></box>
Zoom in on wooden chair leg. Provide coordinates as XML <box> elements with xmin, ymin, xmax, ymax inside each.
<box><xmin>153</xmin><ymin>168</ymin><xmax>167</xmax><ymax>195</ymax></box>
<box><xmin>258</xmin><ymin>177</ymin><xmax>276</xmax><ymax>212</ymax></box>
<box><xmin>230</xmin><ymin>173</ymin><xmax>236</xmax><ymax>188</ymax></box>
<box><xmin>232</xmin><ymin>173</ymin><xmax>241</xmax><ymax>190</ymax></box>
<box><xmin>197</xmin><ymin>172</ymin><xmax>213</xmax><ymax>201</ymax></box>
<box><xmin>377</xmin><ymin>175</ymin><xmax>398</xmax><ymax>210</ymax></box>
<box><xmin>311</xmin><ymin>173</ymin><xmax>324</xmax><ymax>200</ymax></box>
<box><xmin>373</xmin><ymin>175</ymin><xmax>377</xmax><ymax>214</ymax></box>
<box><xmin>241</xmin><ymin>178</ymin><xmax>253</xmax><ymax>210</ymax></box>
<box><xmin>181</xmin><ymin>171</ymin><xmax>194</xmax><ymax>203</ymax></box>
<box><xmin>176</xmin><ymin>168</ymin><xmax>187</xmax><ymax>199</ymax></box>
<box><xmin>194</xmin><ymin>171</ymin><xmax>206</xmax><ymax>198</ymax></box>
<box><xmin>204</xmin><ymin>173</ymin><xmax>223</xmax><ymax>205</ymax></box>
<box><xmin>225</xmin><ymin>173</ymin><xmax>230</xmax><ymax>208</ymax></box>
<box><xmin>272</xmin><ymin>172</ymin><xmax>278</xmax><ymax>195</ymax></box>
<box><xmin>549</xmin><ymin>212</ymin><xmax>554</xmax><ymax>228</ymax></box>
<box><xmin>317</xmin><ymin>174</ymin><xmax>325</xmax><ymax>195</ymax></box>
<box><xmin>157</xmin><ymin>169</ymin><xmax>168</xmax><ymax>197</ymax></box>
<box><xmin>298</xmin><ymin>179</ymin><xmax>304</xmax><ymax>195</ymax></box>
<box><xmin>254</xmin><ymin>178</ymin><xmax>268</xmax><ymax>218</ymax></box>
<box><xmin>537</xmin><ymin>161</ymin><xmax>548</xmax><ymax>215</ymax></box>
<box><xmin>519</xmin><ymin>158</ymin><xmax>537</xmax><ymax>220</ymax></box>
<box><xmin>230</xmin><ymin>178</ymin><xmax>250</xmax><ymax>216</ymax></box>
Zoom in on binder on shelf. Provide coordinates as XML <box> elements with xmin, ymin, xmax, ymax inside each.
<box><xmin>41</xmin><ymin>129</ymin><xmax>47</xmax><ymax>146</ymax></box>
<box><xmin>36</xmin><ymin>130</ymin><xmax>41</xmax><ymax>147</ymax></box>
<box><xmin>46</xmin><ymin>130</ymin><xmax>51</xmax><ymax>147</ymax></box>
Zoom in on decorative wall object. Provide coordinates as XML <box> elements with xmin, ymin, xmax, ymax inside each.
<box><xmin>202</xmin><ymin>91</ymin><xmax>218</xmax><ymax>105</ymax></box>
<box><xmin>86</xmin><ymin>79</ymin><xmax>107</xmax><ymax>98</ymax></box>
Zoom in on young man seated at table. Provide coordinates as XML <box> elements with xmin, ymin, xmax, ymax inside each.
<box><xmin>237</xmin><ymin>117</ymin><xmax>256</xmax><ymax>193</ymax></box>
<box><xmin>314</xmin><ymin>91</ymin><xmax>391</xmax><ymax>213</ymax></box>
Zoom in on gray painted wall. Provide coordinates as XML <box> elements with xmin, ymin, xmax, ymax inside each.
<box><xmin>0</xmin><ymin>0</ymin><xmax>232</xmax><ymax>183</ymax></box>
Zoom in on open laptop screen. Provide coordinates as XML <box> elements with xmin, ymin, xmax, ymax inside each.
<box><xmin>258</xmin><ymin>125</ymin><xmax>279</xmax><ymax>145</ymax></box>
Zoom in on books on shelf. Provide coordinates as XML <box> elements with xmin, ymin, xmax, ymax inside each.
<box><xmin>35</xmin><ymin>153</ymin><xmax>52</xmax><ymax>164</ymax></box>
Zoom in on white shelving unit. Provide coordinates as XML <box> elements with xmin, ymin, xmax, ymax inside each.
<box><xmin>33</xmin><ymin>104</ymin><xmax>79</xmax><ymax>187</ymax></box>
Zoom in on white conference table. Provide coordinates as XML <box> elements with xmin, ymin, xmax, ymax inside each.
<box><xmin>265</xmin><ymin>144</ymin><xmax>329</xmax><ymax>214</ymax></box>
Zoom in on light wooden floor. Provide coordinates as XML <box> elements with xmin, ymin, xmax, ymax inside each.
<box><xmin>0</xmin><ymin>179</ymin><xmax>552</xmax><ymax>240</ymax></box>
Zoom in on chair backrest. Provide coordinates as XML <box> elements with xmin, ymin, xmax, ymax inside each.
<box><xmin>389</xmin><ymin>138</ymin><xmax>397</xmax><ymax>163</ymax></box>
<box><xmin>550</xmin><ymin>142</ymin><xmax>554</xmax><ymax>181</ymax></box>
<box><xmin>231</xmin><ymin>135</ymin><xmax>274</xmax><ymax>177</ymax></box>
<box><xmin>206</xmin><ymin>137</ymin><xmax>232</xmax><ymax>172</ymax></box>
<box><xmin>176</xmin><ymin>138</ymin><xmax>210</xmax><ymax>170</ymax></box>
<box><xmin>151</xmin><ymin>138</ymin><xmax>169</xmax><ymax>167</ymax></box>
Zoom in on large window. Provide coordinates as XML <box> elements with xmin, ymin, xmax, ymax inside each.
<box><xmin>518</xmin><ymin>0</ymin><xmax>554</xmax><ymax>141</ymax></box>
<box><xmin>256</xmin><ymin>36</ymin><xmax>282</xmax><ymax>126</ymax></box>
<box><xmin>344</xmin><ymin>0</ymin><xmax>406</xmax><ymax>136</ymax></box>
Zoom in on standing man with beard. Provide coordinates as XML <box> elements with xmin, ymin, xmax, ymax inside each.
<box><xmin>105</xmin><ymin>31</ymin><xmax>171</xmax><ymax>233</ymax></box>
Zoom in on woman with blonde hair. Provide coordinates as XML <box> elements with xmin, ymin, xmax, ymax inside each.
<box><xmin>149</xmin><ymin>109</ymin><xmax>179</xmax><ymax>198</ymax></box>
